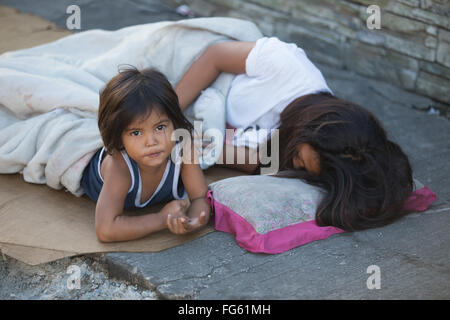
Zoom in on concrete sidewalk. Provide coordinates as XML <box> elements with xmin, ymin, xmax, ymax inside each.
<box><xmin>2</xmin><ymin>0</ymin><xmax>449</xmax><ymax>299</ymax></box>
<box><xmin>103</xmin><ymin>64</ymin><xmax>450</xmax><ymax>299</ymax></box>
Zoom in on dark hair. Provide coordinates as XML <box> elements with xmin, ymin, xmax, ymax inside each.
<box><xmin>98</xmin><ymin>66</ymin><xmax>193</xmax><ymax>155</ymax></box>
<box><xmin>276</xmin><ymin>92</ymin><xmax>414</xmax><ymax>231</ymax></box>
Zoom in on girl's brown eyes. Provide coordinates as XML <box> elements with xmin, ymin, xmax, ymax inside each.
<box><xmin>129</xmin><ymin>125</ymin><xmax>166</xmax><ymax>136</ymax></box>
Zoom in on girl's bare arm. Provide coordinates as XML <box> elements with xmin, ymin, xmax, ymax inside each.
<box><xmin>174</xmin><ymin>41</ymin><xmax>256</xmax><ymax>111</ymax></box>
<box><xmin>166</xmin><ymin>146</ymin><xmax>211</xmax><ymax>234</ymax></box>
<box><xmin>95</xmin><ymin>154</ymin><xmax>185</xmax><ymax>242</ymax></box>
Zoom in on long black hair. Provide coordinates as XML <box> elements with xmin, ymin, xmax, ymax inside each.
<box><xmin>276</xmin><ymin>92</ymin><xmax>414</xmax><ymax>231</ymax></box>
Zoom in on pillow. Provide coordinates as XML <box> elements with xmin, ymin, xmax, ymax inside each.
<box><xmin>206</xmin><ymin>175</ymin><xmax>437</xmax><ymax>254</ymax></box>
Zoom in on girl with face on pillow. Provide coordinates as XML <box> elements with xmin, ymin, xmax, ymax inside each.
<box><xmin>174</xmin><ymin>37</ymin><xmax>414</xmax><ymax>232</ymax></box>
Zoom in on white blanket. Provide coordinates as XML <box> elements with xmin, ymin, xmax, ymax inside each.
<box><xmin>0</xmin><ymin>17</ymin><xmax>262</xmax><ymax>196</ymax></box>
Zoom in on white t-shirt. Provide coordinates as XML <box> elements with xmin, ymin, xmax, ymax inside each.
<box><xmin>226</xmin><ymin>37</ymin><xmax>332</xmax><ymax>129</ymax></box>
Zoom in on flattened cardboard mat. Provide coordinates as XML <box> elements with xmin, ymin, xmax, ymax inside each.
<box><xmin>0</xmin><ymin>168</ymin><xmax>245</xmax><ymax>265</ymax></box>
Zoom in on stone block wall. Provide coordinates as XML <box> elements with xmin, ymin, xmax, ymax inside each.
<box><xmin>169</xmin><ymin>0</ymin><xmax>450</xmax><ymax>117</ymax></box>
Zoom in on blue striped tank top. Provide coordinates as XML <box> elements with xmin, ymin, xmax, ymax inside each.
<box><xmin>81</xmin><ymin>144</ymin><xmax>187</xmax><ymax>210</ymax></box>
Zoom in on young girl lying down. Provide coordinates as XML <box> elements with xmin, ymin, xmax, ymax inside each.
<box><xmin>83</xmin><ymin>36</ymin><xmax>414</xmax><ymax>241</ymax></box>
<box><xmin>81</xmin><ymin>67</ymin><xmax>210</xmax><ymax>242</ymax></box>
<box><xmin>174</xmin><ymin>37</ymin><xmax>414</xmax><ymax>231</ymax></box>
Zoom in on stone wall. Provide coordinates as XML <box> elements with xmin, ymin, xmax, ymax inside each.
<box><xmin>169</xmin><ymin>0</ymin><xmax>450</xmax><ymax>117</ymax></box>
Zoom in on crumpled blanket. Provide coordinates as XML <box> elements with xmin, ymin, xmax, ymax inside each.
<box><xmin>0</xmin><ymin>17</ymin><xmax>263</xmax><ymax>196</ymax></box>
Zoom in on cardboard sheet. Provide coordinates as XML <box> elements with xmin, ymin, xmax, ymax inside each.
<box><xmin>0</xmin><ymin>243</ymin><xmax>75</xmax><ymax>266</ymax></box>
<box><xmin>0</xmin><ymin>167</ymin><xmax>245</xmax><ymax>265</ymax></box>
<box><xmin>0</xmin><ymin>5</ymin><xmax>72</xmax><ymax>54</ymax></box>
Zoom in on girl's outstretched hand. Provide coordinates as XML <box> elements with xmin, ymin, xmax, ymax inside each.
<box><xmin>160</xmin><ymin>199</ymin><xmax>188</xmax><ymax>218</ymax></box>
<box><xmin>167</xmin><ymin>211</ymin><xmax>208</xmax><ymax>235</ymax></box>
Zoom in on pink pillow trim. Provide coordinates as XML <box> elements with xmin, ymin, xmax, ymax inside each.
<box><xmin>402</xmin><ymin>185</ymin><xmax>437</xmax><ymax>212</ymax></box>
<box><xmin>206</xmin><ymin>186</ymin><xmax>437</xmax><ymax>254</ymax></box>
<box><xmin>206</xmin><ymin>190</ymin><xmax>344</xmax><ymax>254</ymax></box>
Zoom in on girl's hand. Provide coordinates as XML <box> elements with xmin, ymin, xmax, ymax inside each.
<box><xmin>159</xmin><ymin>199</ymin><xmax>188</xmax><ymax>220</ymax></box>
<box><xmin>167</xmin><ymin>211</ymin><xmax>208</xmax><ymax>235</ymax></box>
